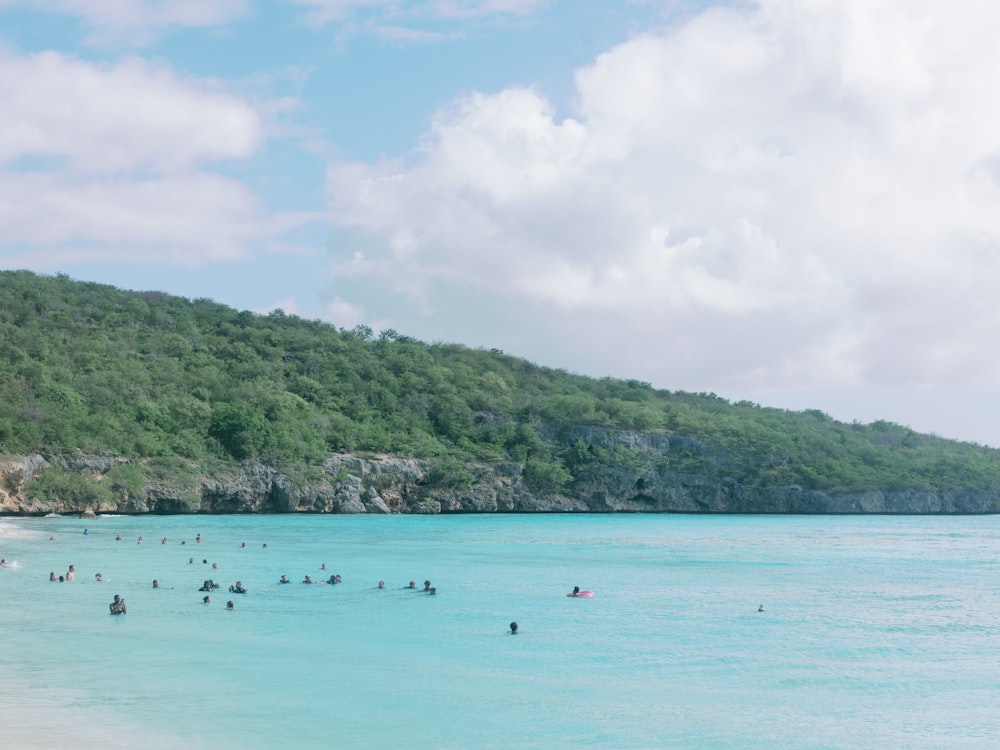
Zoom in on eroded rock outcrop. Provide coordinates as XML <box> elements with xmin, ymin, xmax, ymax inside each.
<box><xmin>2</xmin><ymin>425</ymin><xmax>999</xmax><ymax>515</ymax></box>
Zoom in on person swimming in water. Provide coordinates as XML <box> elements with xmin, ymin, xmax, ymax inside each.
<box><xmin>279</xmin><ymin>575</ymin><xmax>290</xmax><ymax>584</ymax></box>
<box><xmin>229</xmin><ymin>581</ymin><xmax>247</xmax><ymax>594</ymax></box>
<box><xmin>510</xmin><ymin>621</ymin><xmax>518</xmax><ymax>634</ymax></box>
<box><xmin>302</xmin><ymin>575</ymin><xmax>313</xmax><ymax>584</ymax></box>
<box><xmin>109</xmin><ymin>595</ymin><xmax>126</xmax><ymax>615</ymax></box>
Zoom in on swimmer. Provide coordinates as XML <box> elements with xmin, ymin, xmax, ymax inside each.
<box><xmin>109</xmin><ymin>595</ymin><xmax>126</xmax><ymax>615</ymax></box>
<box><xmin>570</xmin><ymin>586</ymin><xmax>580</xmax><ymax>597</ymax></box>
<box><xmin>279</xmin><ymin>575</ymin><xmax>290</xmax><ymax>584</ymax></box>
<box><xmin>49</xmin><ymin>571</ymin><xmax>58</xmax><ymax>581</ymax></box>
<box><xmin>428</xmin><ymin>587</ymin><xmax>436</xmax><ymax>595</ymax></box>
<box><xmin>196</xmin><ymin>534</ymin><xmax>201</xmax><ymax>543</ymax></box>
<box><xmin>226</xmin><ymin>600</ymin><xmax>234</xmax><ymax>610</ymax></box>
<box><xmin>407</xmin><ymin>580</ymin><xmax>416</xmax><ymax>589</ymax></box>
<box><xmin>115</xmin><ymin>534</ymin><xmax>122</xmax><ymax>541</ymax></box>
<box><xmin>95</xmin><ymin>573</ymin><xmax>103</xmax><ymax>582</ymax></box>
<box><xmin>510</xmin><ymin>622</ymin><xmax>518</xmax><ymax>634</ymax></box>
<box><xmin>229</xmin><ymin>581</ymin><xmax>247</xmax><ymax>594</ymax></box>
<box><xmin>0</xmin><ymin>557</ymin><xmax>6</xmax><ymax>567</ymax></box>
<box><xmin>303</xmin><ymin>575</ymin><xmax>313</xmax><ymax>584</ymax></box>
<box><xmin>189</xmin><ymin>557</ymin><xmax>194</xmax><ymax>564</ymax></box>
<box><xmin>378</xmin><ymin>581</ymin><xmax>385</xmax><ymax>589</ymax></box>
<box><xmin>240</xmin><ymin>542</ymin><xmax>246</xmax><ymax>549</ymax></box>
<box><xmin>153</xmin><ymin>580</ymin><xmax>160</xmax><ymax>588</ymax></box>
<box><xmin>162</xmin><ymin>538</ymin><xmax>168</xmax><ymax>544</ymax></box>
<box><xmin>83</xmin><ymin>529</ymin><xmax>88</xmax><ymax>536</ymax></box>
<box><xmin>137</xmin><ymin>537</ymin><xmax>142</xmax><ymax>544</ymax></box>
<box><xmin>321</xmin><ymin>563</ymin><xmax>327</xmax><ymax>570</ymax></box>
<box><xmin>66</xmin><ymin>565</ymin><xmax>75</xmax><ymax>581</ymax></box>
<box><xmin>424</xmin><ymin>580</ymin><xmax>431</xmax><ymax>591</ymax></box>
<box><xmin>758</xmin><ymin>604</ymin><xmax>765</xmax><ymax>612</ymax></box>
<box><xmin>212</xmin><ymin>562</ymin><xmax>218</xmax><ymax>570</ymax></box>
<box><xmin>203</xmin><ymin>595</ymin><xmax>211</xmax><ymax>604</ymax></box>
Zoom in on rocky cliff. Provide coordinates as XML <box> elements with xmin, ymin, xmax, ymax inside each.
<box><xmin>3</xmin><ymin>434</ymin><xmax>999</xmax><ymax>515</ymax></box>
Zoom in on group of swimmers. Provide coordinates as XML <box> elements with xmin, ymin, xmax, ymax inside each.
<box><xmin>26</xmin><ymin>530</ymin><xmax>629</xmax><ymax>633</ymax></box>
<box><xmin>38</xmin><ymin>530</ymin><xmax>448</xmax><ymax>617</ymax></box>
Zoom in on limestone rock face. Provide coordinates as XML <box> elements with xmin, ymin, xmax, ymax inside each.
<box><xmin>2</xmin><ymin>430</ymin><xmax>1000</xmax><ymax>515</ymax></box>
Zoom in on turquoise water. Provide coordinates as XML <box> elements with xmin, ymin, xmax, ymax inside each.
<box><xmin>1</xmin><ymin>513</ymin><xmax>999</xmax><ymax>749</ymax></box>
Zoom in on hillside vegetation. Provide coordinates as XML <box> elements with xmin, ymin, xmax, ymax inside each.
<box><xmin>2</xmin><ymin>270</ymin><xmax>999</xmax><ymax>509</ymax></box>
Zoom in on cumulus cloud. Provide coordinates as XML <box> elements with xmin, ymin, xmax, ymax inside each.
<box><xmin>326</xmin><ymin>0</ymin><xmax>1000</xmax><ymax>398</ymax></box>
<box><xmin>0</xmin><ymin>50</ymin><xmax>314</xmax><ymax>266</ymax></box>
<box><xmin>0</xmin><ymin>51</ymin><xmax>261</xmax><ymax>173</ymax></box>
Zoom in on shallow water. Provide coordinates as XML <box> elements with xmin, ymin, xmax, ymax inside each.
<box><xmin>1</xmin><ymin>513</ymin><xmax>998</xmax><ymax>749</ymax></box>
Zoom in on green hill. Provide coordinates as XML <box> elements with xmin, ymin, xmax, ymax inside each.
<box><xmin>2</xmin><ymin>269</ymin><xmax>999</xmax><ymax>513</ymax></box>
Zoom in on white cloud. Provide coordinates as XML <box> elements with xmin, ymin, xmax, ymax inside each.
<box><xmin>16</xmin><ymin>0</ymin><xmax>247</xmax><ymax>37</ymax></box>
<box><xmin>323</xmin><ymin>295</ymin><xmax>366</xmax><ymax>329</ymax></box>
<box><xmin>0</xmin><ymin>51</ymin><xmax>261</xmax><ymax>173</ymax></box>
<box><xmin>0</xmin><ymin>50</ymin><xmax>315</xmax><ymax>267</ymax></box>
<box><xmin>287</xmin><ymin>0</ymin><xmax>545</xmax><ymax>26</ymax></box>
<box><xmin>326</xmin><ymin>0</ymin><xmax>1000</xmax><ymax>400</ymax></box>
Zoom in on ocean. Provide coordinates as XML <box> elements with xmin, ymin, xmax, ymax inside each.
<box><xmin>1</xmin><ymin>513</ymin><xmax>998</xmax><ymax>749</ymax></box>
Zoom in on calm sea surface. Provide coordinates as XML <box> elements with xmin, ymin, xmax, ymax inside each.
<box><xmin>1</xmin><ymin>513</ymin><xmax>998</xmax><ymax>749</ymax></box>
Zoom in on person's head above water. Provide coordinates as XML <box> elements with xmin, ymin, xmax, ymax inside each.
<box><xmin>573</xmin><ymin>586</ymin><xmax>580</xmax><ymax>595</ymax></box>
<box><xmin>510</xmin><ymin>621</ymin><xmax>518</xmax><ymax>634</ymax></box>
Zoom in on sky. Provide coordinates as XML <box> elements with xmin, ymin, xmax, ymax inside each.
<box><xmin>2</xmin><ymin>0</ymin><xmax>1000</xmax><ymax>447</ymax></box>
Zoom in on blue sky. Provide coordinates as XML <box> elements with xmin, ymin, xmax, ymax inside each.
<box><xmin>3</xmin><ymin>0</ymin><xmax>1000</xmax><ymax>447</ymax></box>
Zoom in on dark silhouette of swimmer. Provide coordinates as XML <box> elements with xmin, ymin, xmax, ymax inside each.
<box><xmin>279</xmin><ymin>575</ymin><xmax>290</xmax><ymax>584</ymax></box>
<box><xmin>424</xmin><ymin>580</ymin><xmax>431</xmax><ymax>591</ymax></box>
<box><xmin>226</xmin><ymin>600</ymin><xmax>234</xmax><ymax>610</ymax></box>
<box><xmin>509</xmin><ymin>622</ymin><xmax>518</xmax><ymax>634</ymax></box>
<box><xmin>109</xmin><ymin>595</ymin><xmax>126</xmax><ymax>614</ymax></box>
<box><xmin>572</xmin><ymin>586</ymin><xmax>580</xmax><ymax>596</ymax></box>
<box><xmin>229</xmin><ymin>581</ymin><xmax>247</xmax><ymax>594</ymax></box>
<box><xmin>758</xmin><ymin>604</ymin><xmax>765</xmax><ymax>612</ymax></box>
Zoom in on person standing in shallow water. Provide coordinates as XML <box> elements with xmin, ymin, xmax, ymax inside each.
<box><xmin>109</xmin><ymin>595</ymin><xmax>126</xmax><ymax>615</ymax></box>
